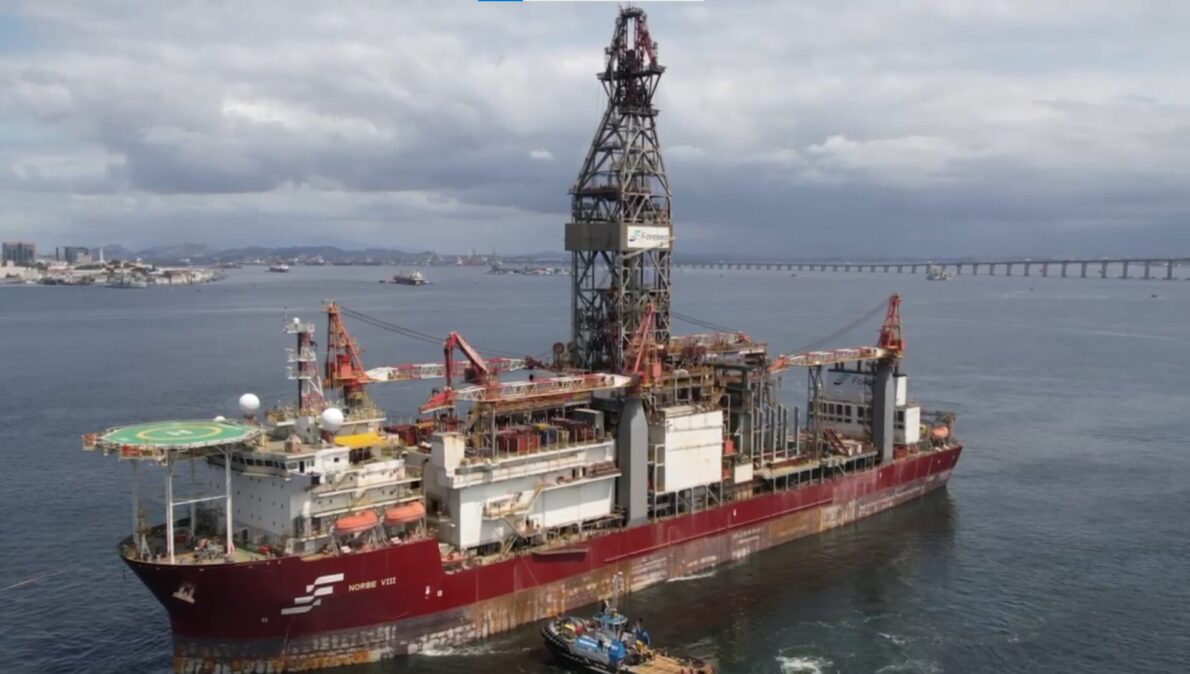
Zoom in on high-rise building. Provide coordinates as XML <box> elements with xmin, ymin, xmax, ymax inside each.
<box><xmin>2</xmin><ymin>241</ymin><xmax>36</xmax><ymax>266</ymax></box>
<box><xmin>63</xmin><ymin>246</ymin><xmax>92</xmax><ymax>264</ymax></box>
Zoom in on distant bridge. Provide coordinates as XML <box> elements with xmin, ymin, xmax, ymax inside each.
<box><xmin>674</xmin><ymin>257</ymin><xmax>1190</xmax><ymax>280</ymax></box>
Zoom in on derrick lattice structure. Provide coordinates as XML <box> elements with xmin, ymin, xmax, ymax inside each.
<box><xmin>566</xmin><ymin>6</ymin><xmax>672</xmax><ymax>373</ymax></box>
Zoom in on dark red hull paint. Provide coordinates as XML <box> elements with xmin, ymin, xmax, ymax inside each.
<box><xmin>127</xmin><ymin>446</ymin><xmax>961</xmax><ymax>672</ymax></box>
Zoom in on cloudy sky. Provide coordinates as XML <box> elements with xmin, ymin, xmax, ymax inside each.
<box><xmin>2</xmin><ymin>0</ymin><xmax>1190</xmax><ymax>257</ymax></box>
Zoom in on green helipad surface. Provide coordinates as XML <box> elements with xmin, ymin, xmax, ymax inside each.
<box><xmin>100</xmin><ymin>420</ymin><xmax>258</xmax><ymax>448</ymax></box>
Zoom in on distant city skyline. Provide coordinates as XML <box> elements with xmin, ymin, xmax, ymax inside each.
<box><xmin>3</xmin><ymin>3</ymin><xmax>1190</xmax><ymax>257</ymax></box>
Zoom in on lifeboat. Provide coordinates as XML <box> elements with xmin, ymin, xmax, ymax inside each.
<box><xmin>335</xmin><ymin>510</ymin><xmax>378</xmax><ymax>534</ymax></box>
<box><xmin>384</xmin><ymin>501</ymin><xmax>426</xmax><ymax>525</ymax></box>
<box><xmin>930</xmin><ymin>425</ymin><xmax>950</xmax><ymax>440</ymax></box>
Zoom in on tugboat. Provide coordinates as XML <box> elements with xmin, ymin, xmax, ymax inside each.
<box><xmin>267</xmin><ymin>263</ymin><xmax>290</xmax><ymax>273</ymax></box>
<box><xmin>542</xmin><ymin>575</ymin><xmax>714</xmax><ymax>674</ymax></box>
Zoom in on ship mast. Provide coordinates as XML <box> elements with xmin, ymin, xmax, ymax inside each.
<box><xmin>567</xmin><ymin>6</ymin><xmax>672</xmax><ymax>373</ymax></box>
<box><xmin>286</xmin><ymin>314</ymin><xmax>325</xmax><ymax>415</ymax></box>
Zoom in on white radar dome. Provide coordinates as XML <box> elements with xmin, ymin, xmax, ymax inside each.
<box><xmin>293</xmin><ymin>316</ymin><xmax>301</xmax><ymax>326</ymax></box>
<box><xmin>238</xmin><ymin>393</ymin><xmax>261</xmax><ymax>416</ymax></box>
<box><xmin>320</xmin><ymin>407</ymin><xmax>345</xmax><ymax>432</ymax></box>
<box><xmin>214</xmin><ymin>415</ymin><xmax>226</xmax><ymax>422</ymax></box>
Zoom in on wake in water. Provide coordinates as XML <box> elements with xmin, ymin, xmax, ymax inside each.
<box><xmin>417</xmin><ymin>640</ymin><xmax>536</xmax><ymax>658</ymax></box>
<box><xmin>776</xmin><ymin>655</ymin><xmax>833</xmax><ymax>673</ymax></box>
<box><xmin>667</xmin><ymin>569</ymin><xmax>717</xmax><ymax>583</ymax></box>
<box><xmin>878</xmin><ymin>632</ymin><xmax>909</xmax><ymax>647</ymax></box>
<box><xmin>874</xmin><ymin>659</ymin><xmax>942</xmax><ymax>674</ymax></box>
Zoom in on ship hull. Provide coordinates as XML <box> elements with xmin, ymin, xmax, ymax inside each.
<box><xmin>127</xmin><ymin>446</ymin><xmax>961</xmax><ymax>673</ymax></box>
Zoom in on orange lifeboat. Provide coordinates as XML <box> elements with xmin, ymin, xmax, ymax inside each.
<box><xmin>335</xmin><ymin>510</ymin><xmax>378</xmax><ymax>534</ymax></box>
<box><xmin>930</xmin><ymin>425</ymin><xmax>950</xmax><ymax>440</ymax></box>
<box><xmin>385</xmin><ymin>501</ymin><xmax>426</xmax><ymax>525</ymax></box>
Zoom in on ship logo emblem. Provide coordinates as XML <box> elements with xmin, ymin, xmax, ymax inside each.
<box><xmin>281</xmin><ymin>573</ymin><xmax>344</xmax><ymax>616</ymax></box>
<box><xmin>172</xmin><ymin>582</ymin><xmax>197</xmax><ymax>604</ymax></box>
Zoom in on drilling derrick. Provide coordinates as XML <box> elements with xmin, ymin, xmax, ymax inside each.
<box><xmin>566</xmin><ymin>6</ymin><xmax>672</xmax><ymax>373</ymax></box>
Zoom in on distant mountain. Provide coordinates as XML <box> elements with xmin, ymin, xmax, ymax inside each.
<box><xmin>127</xmin><ymin>244</ymin><xmax>433</xmax><ymax>264</ymax></box>
<box><xmin>96</xmin><ymin>244</ymin><xmax>135</xmax><ymax>260</ymax></box>
<box><xmin>137</xmin><ymin>243</ymin><xmax>220</xmax><ymax>260</ymax></box>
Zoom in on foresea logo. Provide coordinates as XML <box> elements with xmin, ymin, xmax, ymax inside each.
<box><xmin>626</xmin><ymin>226</ymin><xmax>670</xmax><ymax>250</ymax></box>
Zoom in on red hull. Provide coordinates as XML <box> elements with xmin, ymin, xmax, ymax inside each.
<box><xmin>128</xmin><ymin>446</ymin><xmax>961</xmax><ymax>673</ymax></box>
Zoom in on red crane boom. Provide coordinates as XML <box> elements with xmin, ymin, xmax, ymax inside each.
<box><xmin>877</xmin><ymin>293</ymin><xmax>904</xmax><ymax>355</ymax></box>
<box><xmin>443</xmin><ymin>331</ymin><xmax>490</xmax><ymax>389</ymax></box>
<box><xmin>323</xmin><ymin>303</ymin><xmax>370</xmax><ymax>405</ymax></box>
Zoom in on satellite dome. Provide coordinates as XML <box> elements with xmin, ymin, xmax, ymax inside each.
<box><xmin>321</xmin><ymin>407</ymin><xmax>345</xmax><ymax>432</ymax></box>
<box><xmin>293</xmin><ymin>316</ymin><xmax>301</xmax><ymax>325</ymax></box>
<box><xmin>238</xmin><ymin>393</ymin><xmax>261</xmax><ymax>415</ymax></box>
<box><xmin>214</xmin><ymin>415</ymin><xmax>226</xmax><ymax>422</ymax></box>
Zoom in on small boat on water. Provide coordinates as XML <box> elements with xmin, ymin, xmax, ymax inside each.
<box><xmin>926</xmin><ymin>265</ymin><xmax>953</xmax><ymax>281</ymax></box>
<box><xmin>267</xmin><ymin>263</ymin><xmax>290</xmax><ymax>273</ymax></box>
<box><xmin>542</xmin><ymin>577</ymin><xmax>714</xmax><ymax>674</ymax></box>
<box><xmin>388</xmin><ymin>271</ymin><xmax>427</xmax><ymax>286</ymax></box>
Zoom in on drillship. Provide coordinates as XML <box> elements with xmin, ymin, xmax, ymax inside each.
<box><xmin>83</xmin><ymin>9</ymin><xmax>962</xmax><ymax>673</ymax></box>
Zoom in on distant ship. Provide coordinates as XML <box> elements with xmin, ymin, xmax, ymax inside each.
<box><xmin>267</xmin><ymin>263</ymin><xmax>290</xmax><ymax>273</ymax></box>
<box><xmin>388</xmin><ymin>270</ymin><xmax>427</xmax><ymax>286</ymax></box>
<box><xmin>926</xmin><ymin>266</ymin><xmax>953</xmax><ymax>281</ymax></box>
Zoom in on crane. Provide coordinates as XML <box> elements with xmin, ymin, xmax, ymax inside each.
<box><xmin>876</xmin><ymin>292</ymin><xmax>904</xmax><ymax>355</ymax></box>
<box><xmin>417</xmin><ymin>330</ymin><xmax>592</xmax><ymax>414</ymax></box>
<box><xmin>419</xmin><ymin>373</ymin><xmax>633</xmax><ymax>415</ymax></box>
<box><xmin>365</xmin><ymin>357</ymin><xmax>538</xmax><ymax>384</ymax></box>
<box><xmin>323</xmin><ymin>303</ymin><xmax>370</xmax><ymax>406</ymax></box>
<box><xmin>767</xmin><ymin>293</ymin><xmax>903</xmax><ymax>374</ymax></box>
<box><xmin>442</xmin><ymin>331</ymin><xmax>492</xmax><ymax>388</ymax></box>
<box><xmin>768</xmin><ymin>346</ymin><xmax>890</xmax><ymax>373</ymax></box>
<box><xmin>766</xmin><ymin>293</ymin><xmax>904</xmax><ymax>460</ymax></box>
<box><xmin>624</xmin><ymin>304</ymin><xmax>661</xmax><ymax>388</ymax></box>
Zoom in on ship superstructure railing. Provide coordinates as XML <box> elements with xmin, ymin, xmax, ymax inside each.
<box><xmin>84</xmin><ymin>419</ymin><xmax>265</xmax><ymax>565</ymax></box>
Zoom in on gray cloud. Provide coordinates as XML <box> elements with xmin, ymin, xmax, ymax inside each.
<box><xmin>2</xmin><ymin>0</ymin><xmax>1189</xmax><ymax>255</ymax></box>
